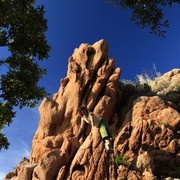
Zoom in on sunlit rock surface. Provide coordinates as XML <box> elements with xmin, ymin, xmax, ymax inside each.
<box><xmin>5</xmin><ymin>40</ymin><xmax>180</xmax><ymax>180</ymax></box>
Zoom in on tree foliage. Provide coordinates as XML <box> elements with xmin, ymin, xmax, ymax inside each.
<box><xmin>0</xmin><ymin>0</ymin><xmax>50</xmax><ymax>150</ymax></box>
<box><xmin>106</xmin><ymin>0</ymin><xmax>180</xmax><ymax>37</ymax></box>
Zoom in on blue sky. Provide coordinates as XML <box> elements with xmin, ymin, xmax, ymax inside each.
<box><xmin>0</xmin><ymin>0</ymin><xmax>180</xmax><ymax>178</ymax></box>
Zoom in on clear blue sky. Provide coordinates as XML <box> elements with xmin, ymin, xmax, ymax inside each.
<box><xmin>0</xmin><ymin>0</ymin><xmax>180</xmax><ymax>178</ymax></box>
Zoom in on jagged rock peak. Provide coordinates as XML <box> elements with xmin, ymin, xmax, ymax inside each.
<box><xmin>5</xmin><ymin>40</ymin><xmax>180</xmax><ymax>180</ymax></box>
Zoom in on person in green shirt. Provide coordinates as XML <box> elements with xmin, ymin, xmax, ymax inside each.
<box><xmin>77</xmin><ymin>106</ymin><xmax>113</xmax><ymax>153</ymax></box>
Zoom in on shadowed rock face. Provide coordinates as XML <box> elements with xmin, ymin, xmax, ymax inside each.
<box><xmin>5</xmin><ymin>40</ymin><xmax>180</xmax><ymax>180</ymax></box>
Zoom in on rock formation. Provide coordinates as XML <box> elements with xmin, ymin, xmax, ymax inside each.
<box><xmin>5</xmin><ymin>40</ymin><xmax>180</xmax><ymax>180</ymax></box>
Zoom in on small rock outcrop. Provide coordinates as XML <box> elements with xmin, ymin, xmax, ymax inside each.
<box><xmin>5</xmin><ymin>40</ymin><xmax>180</xmax><ymax>180</ymax></box>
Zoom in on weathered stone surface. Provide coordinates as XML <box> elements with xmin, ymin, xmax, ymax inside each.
<box><xmin>29</xmin><ymin>39</ymin><xmax>121</xmax><ymax>180</ymax></box>
<box><xmin>151</xmin><ymin>68</ymin><xmax>180</xmax><ymax>94</ymax></box>
<box><xmin>5</xmin><ymin>157</ymin><xmax>36</xmax><ymax>180</ymax></box>
<box><xmin>114</xmin><ymin>86</ymin><xmax>180</xmax><ymax>178</ymax></box>
<box><xmin>5</xmin><ymin>40</ymin><xmax>180</xmax><ymax>180</ymax></box>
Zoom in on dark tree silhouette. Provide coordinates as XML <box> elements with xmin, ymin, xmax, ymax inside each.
<box><xmin>106</xmin><ymin>0</ymin><xmax>180</xmax><ymax>37</ymax></box>
<box><xmin>0</xmin><ymin>0</ymin><xmax>50</xmax><ymax>150</ymax></box>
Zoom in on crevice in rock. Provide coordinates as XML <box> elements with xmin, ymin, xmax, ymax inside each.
<box><xmin>73</xmin><ymin>164</ymin><xmax>85</xmax><ymax>176</ymax></box>
<box><xmin>79</xmin><ymin>77</ymin><xmax>92</xmax><ymax>106</ymax></box>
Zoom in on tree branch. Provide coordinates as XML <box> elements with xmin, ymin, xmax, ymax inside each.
<box><xmin>0</xmin><ymin>60</ymin><xmax>6</xmax><ymax>66</ymax></box>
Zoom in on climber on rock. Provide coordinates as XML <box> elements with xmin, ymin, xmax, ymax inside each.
<box><xmin>76</xmin><ymin>105</ymin><xmax>113</xmax><ymax>153</ymax></box>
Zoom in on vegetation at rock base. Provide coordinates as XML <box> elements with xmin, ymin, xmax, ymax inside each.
<box><xmin>175</xmin><ymin>84</ymin><xmax>180</xmax><ymax>91</ymax></box>
<box><xmin>115</xmin><ymin>153</ymin><xmax>128</xmax><ymax>167</ymax></box>
<box><xmin>106</xmin><ymin>0</ymin><xmax>180</xmax><ymax>37</ymax></box>
<box><xmin>0</xmin><ymin>0</ymin><xmax>50</xmax><ymax>150</ymax></box>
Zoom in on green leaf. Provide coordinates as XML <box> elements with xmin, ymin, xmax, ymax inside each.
<box><xmin>0</xmin><ymin>0</ymin><xmax>50</xmax><ymax>150</ymax></box>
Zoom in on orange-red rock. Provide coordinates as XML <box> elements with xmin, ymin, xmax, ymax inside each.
<box><xmin>5</xmin><ymin>40</ymin><xmax>180</xmax><ymax>180</ymax></box>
